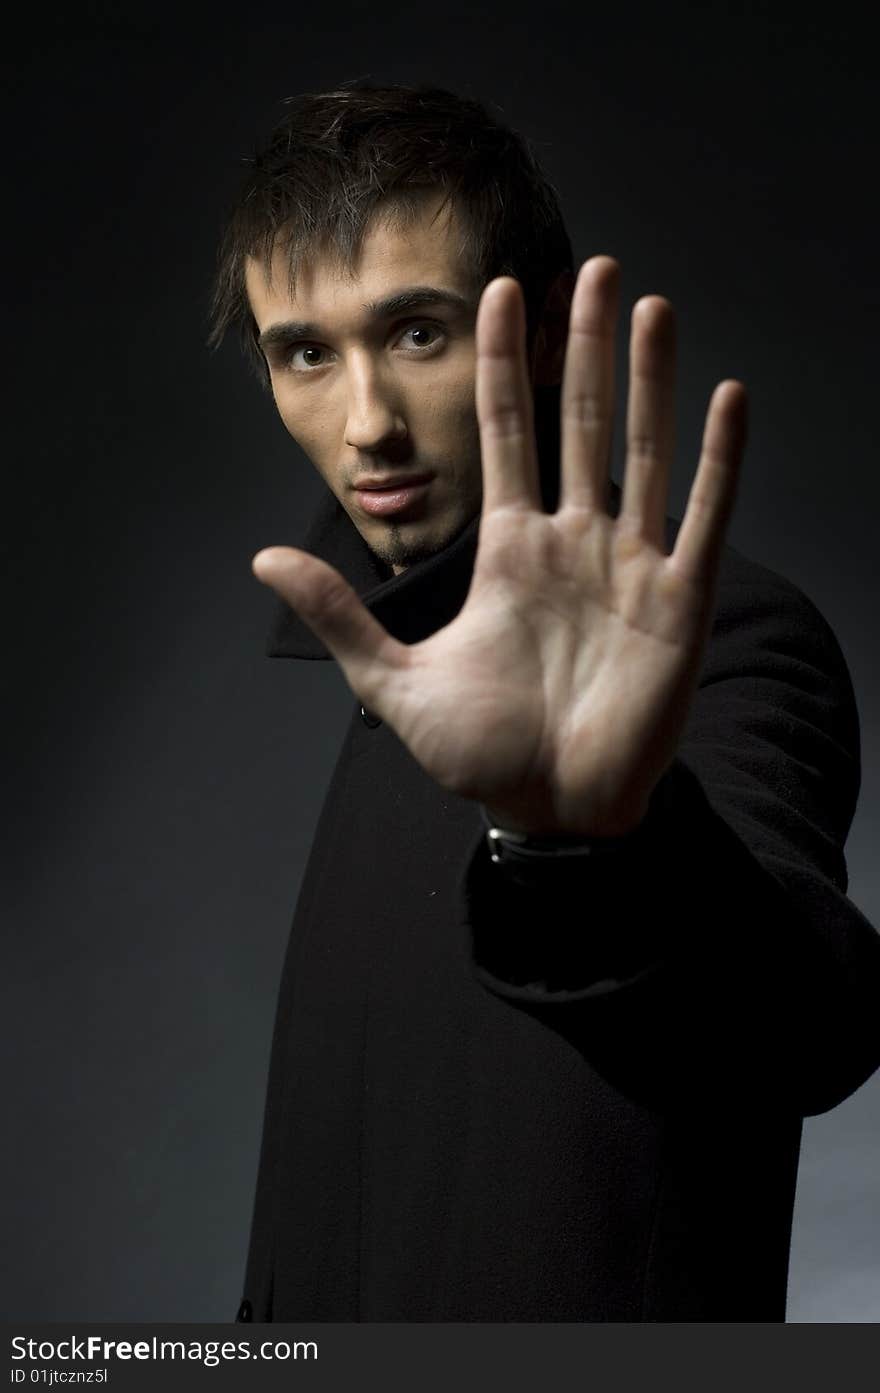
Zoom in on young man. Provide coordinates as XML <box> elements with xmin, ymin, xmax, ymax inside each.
<box><xmin>208</xmin><ymin>81</ymin><xmax>880</xmax><ymax>1321</ymax></box>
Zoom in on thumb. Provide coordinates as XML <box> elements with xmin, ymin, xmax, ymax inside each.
<box><xmin>252</xmin><ymin>547</ymin><xmax>408</xmax><ymax>709</ymax></box>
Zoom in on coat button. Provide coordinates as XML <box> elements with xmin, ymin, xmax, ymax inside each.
<box><xmin>360</xmin><ymin>705</ymin><xmax>382</xmax><ymax>728</ymax></box>
<box><xmin>236</xmin><ymin>1298</ymin><xmax>253</xmax><ymax>1322</ymax></box>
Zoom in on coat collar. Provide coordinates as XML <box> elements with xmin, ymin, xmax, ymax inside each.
<box><xmin>266</xmin><ymin>383</ymin><xmax>622</xmax><ymax>660</ymax></box>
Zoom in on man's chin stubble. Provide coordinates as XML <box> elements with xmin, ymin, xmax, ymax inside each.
<box><xmin>367</xmin><ymin>513</ymin><xmax>475</xmax><ymax>573</ymax></box>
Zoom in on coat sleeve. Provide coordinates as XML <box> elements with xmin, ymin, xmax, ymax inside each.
<box><xmin>458</xmin><ymin>562</ymin><xmax>880</xmax><ymax>1117</ymax></box>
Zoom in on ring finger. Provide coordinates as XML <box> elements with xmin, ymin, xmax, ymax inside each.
<box><xmin>621</xmin><ymin>295</ymin><xmax>677</xmax><ymax>549</ymax></box>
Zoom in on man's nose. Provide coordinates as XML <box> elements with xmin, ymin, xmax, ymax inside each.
<box><xmin>344</xmin><ymin>360</ymin><xmax>408</xmax><ymax>452</ymax></box>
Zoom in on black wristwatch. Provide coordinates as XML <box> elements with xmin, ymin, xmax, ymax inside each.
<box><xmin>478</xmin><ymin>765</ymin><xmax>677</xmax><ymax>873</ymax></box>
<box><xmin>480</xmin><ymin>805</ymin><xmax>644</xmax><ymax>869</ymax></box>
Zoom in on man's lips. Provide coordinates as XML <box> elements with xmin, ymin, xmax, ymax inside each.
<box><xmin>353</xmin><ymin>471</ymin><xmax>434</xmax><ymax>491</ymax></box>
<box><xmin>353</xmin><ymin>473</ymin><xmax>434</xmax><ymax>517</ymax></box>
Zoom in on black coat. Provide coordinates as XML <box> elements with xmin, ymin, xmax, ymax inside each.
<box><xmin>237</xmin><ymin>391</ymin><xmax>880</xmax><ymax>1322</ymax></box>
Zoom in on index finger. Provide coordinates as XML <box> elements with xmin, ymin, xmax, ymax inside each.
<box><xmin>475</xmin><ymin>278</ymin><xmax>542</xmax><ymax>513</ymax></box>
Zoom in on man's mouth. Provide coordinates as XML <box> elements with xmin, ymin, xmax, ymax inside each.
<box><xmin>353</xmin><ymin>474</ymin><xmax>434</xmax><ymax>517</ymax></box>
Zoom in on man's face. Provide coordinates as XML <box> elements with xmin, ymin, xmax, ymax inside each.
<box><xmin>245</xmin><ymin>193</ymin><xmax>486</xmax><ymax>575</ymax></box>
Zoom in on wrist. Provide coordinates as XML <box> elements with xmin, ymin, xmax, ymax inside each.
<box><xmin>480</xmin><ymin>774</ymin><xmax>670</xmax><ymax>870</ymax></box>
<box><xmin>481</xmin><ymin>794</ymin><xmax>652</xmax><ymax>843</ymax></box>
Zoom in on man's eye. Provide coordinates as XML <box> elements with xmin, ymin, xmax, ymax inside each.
<box><xmin>398</xmin><ymin>322</ymin><xmax>445</xmax><ymax>351</ymax></box>
<box><xmin>285</xmin><ymin>344</ymin><xmax>331</xmax><ymax>371</ymax></box>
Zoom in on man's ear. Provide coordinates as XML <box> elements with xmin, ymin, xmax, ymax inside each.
<box><xmin>530</xmin><ymin>269</ymin><xmax>576</xmax><ymax>387</ymax></box>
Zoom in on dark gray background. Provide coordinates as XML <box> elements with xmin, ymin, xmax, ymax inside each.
<box><xmin>5</xmin><ymin>5</ymin><xmax>878</xmax><ymax>1322</ymax></box>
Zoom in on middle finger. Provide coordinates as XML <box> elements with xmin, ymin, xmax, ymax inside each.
<box><xmin>559</xmin><ymin>255</ymin><xmax>620</xmax><ymax>511</ymax></box>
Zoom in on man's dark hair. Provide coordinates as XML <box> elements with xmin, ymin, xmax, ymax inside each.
<box><xmin>206</xmin><ymin>79</ymin><xmax>574</xmax><ymax>391</ymax></box>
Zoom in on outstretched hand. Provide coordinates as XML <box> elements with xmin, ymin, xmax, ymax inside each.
<box><xmin>252</xmin><ymin>256</ymin><xmax>747</xmax><ymax>838</ymax></box>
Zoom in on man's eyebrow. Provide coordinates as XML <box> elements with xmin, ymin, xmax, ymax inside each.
<box><xmin>257</xmin><ymin>286</ymin><xmax>475</xmax><ymax>353</ymax></box>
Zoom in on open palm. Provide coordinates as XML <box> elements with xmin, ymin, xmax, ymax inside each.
<box><xmin>253</xmin><ymin>257</ymin><xmax>747</xmax><ymax>838</ymax></box>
